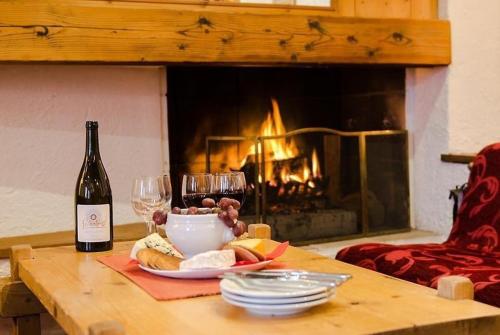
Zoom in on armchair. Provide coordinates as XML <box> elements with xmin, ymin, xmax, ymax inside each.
<box><xmin>336</xmin><ymin>143</ymin><xmax>500</xmax><ymax>307</ymax></box>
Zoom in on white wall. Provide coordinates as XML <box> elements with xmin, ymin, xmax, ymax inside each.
<box><xmin>0</xmin><ymin>65</ymin><xmax>167</xmax><ymax>237</ymax></box>
<box><xmin>407</xmin><ymin>0</ymin><xmax>500</xmax><ymax>235</ymax></box>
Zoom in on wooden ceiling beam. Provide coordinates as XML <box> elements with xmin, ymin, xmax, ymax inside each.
<box><xmin>0</xmin><ymin>0</ymin><xmax>450</xmax><ymax>65</ymax></box>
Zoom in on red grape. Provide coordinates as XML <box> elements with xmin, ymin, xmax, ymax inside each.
<box><xmin>232</xmin><ymin>221</ymin><xmax>247</xmax><ymax>237</ymax></box>
<box><xmin>171</xmin><ymin>207</ymin><xmax>181</xmax><ymax>214</ymax></box>
<box><xmin>187</xmin><ymin>206</ymin><xmax>198</xmax><ymax>215</ymax></box>
<box><xmin>227</xmin><ymin>207</ymin><xmax>239</xmax><ymax>221</ymax></box>
<box><xmin>218</xmin><ymin>210</ymin><xmax>228</xmax><ymax>221</ymax></box>
<box><xmin>201</xmin><ymin>198</ymin><xmax>216</xmax><ymax>208</ymax></box>
<box><xmin>218</xmin><ymin>197</ymin><xmax>232</xmax><ymax>210</ymax></box>
<box><xmin>230</xmin><ymin>199</ymin><xmax>241</xmax><ymax>210</ymax></box>
<box><xmin>152</xmin><ymin>210</ymin><xmax>167</xmax><ymax>225</ymax></box>
<box><xmin>218</xmin><ymin>210</ymin><xmax>236</xmax><ymax>228</ymax></box>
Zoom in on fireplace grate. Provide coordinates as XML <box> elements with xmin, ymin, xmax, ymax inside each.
<box><xmin>206</xmin><ymin>127</ymin><xmax>409</xmax><ymax>244</ymax></box>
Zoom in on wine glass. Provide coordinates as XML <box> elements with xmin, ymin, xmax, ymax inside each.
<box><xmin>161</xmin><ymin>174</ymin><xmax>173</xmax><ymax>212</ymax></box>
<box><xmin>131</xmin><ymin>176</ymin><xmax>167</xmax><ymax>235</ymax></box>
<box><xmin>181</xmin><ymin>173</ymin><xmax>214</xmax><ymax>208</ymax></box>
<box><xmin>212</xmin><ymin>172</ymin><xmax>246</xmax><ymax>206</ymax></box>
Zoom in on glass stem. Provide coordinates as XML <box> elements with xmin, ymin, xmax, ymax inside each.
<box><xmin>146</xmin><ymin>220</ymin><xmax>157</xmax><ymax>235</ymax></box>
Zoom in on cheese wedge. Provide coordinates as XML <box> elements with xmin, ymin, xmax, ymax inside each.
<box><xmin>179</xmin><ymin>250</ymin><xmax>236</xmax><ymax>270</ymax></box>
<box><xmin>130</xmin><ymin>233</ymin><xmax>184</xmax><ymax>259</ymax></box>
<box><xmin>229</xmin><ymin>238</ymin><xmax>266</xmax><ymax>255</ymax></box>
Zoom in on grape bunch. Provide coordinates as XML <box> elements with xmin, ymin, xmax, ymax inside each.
<box><xmin>215</xmin><ymin>197</ymin><xmax>246</xmax><ymax>237</ymax></box>
<box><xmin>151</xmin><ymin>197</ymin><xmax>246</xmax><ymax>237</ymax></box>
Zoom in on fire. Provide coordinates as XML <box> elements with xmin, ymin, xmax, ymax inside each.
<box><xmin>242</xmin><ymin>98</ymin><xmax>321</xmax><ymax>187</ymax></box>
<box><xmin>242</xmin><ymin>98</ymin><xmax>298</xmax><ymax>166</ymax></box>
<box><xmin>312</xmin><ymin>148</ymin><xmax>321</xmax><ymax>179</ymax></box>
<box><xmin>193</xmin><ymin>97</ymin><xmax>322</xmax><ymax>190</ymax></box>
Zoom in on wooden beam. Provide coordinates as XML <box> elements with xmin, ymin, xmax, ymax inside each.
<box><xmin>0</xmin><ymin>0</ymin><xmax>450</xmax><ymax>65</ymax></box>
<box><xmin>441</xmin><ymin>153</ymin><xmax>476</xmax><ymax>164</ymax></box>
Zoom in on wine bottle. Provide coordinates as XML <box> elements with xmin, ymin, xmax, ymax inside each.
<box><xmin>75</xmin><ymin>121</ymin><xmax>113</xmax><ymax>252</ymax></box>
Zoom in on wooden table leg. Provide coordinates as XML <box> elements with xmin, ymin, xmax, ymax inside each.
<box><xmin>89</xmin><ymin>320</ymin><xmax>126</xmax><ymax>335</ymax></box>
<box><xmin>10</xmin><ymin>245</ymin><xmax>33</xmax><ymax>281</ymax></box>
<box><xmin>13</xmin><ymin>315</ymin><xmax>41</xmax><ymax>335</ymax></box>
<box><xmin>8</xmin><ymin>245</ymin><xmax>41</xmax><ymax>335</ymax></box>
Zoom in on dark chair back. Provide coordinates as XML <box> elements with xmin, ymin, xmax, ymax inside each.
<box><xmin>446</xmin><ymin>143</ymin><xmax>500</xmax><ymax>254</ymax></box>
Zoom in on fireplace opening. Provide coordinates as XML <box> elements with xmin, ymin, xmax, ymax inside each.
<box><xmin>167</xmin><ymin>66</ymin><xmax>409</xmax><ymax>244</ymax></box>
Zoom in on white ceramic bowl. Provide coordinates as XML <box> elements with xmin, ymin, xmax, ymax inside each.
<box><xmin>165</xmin><ymin>213</ymin><xmax>235</xmax><ymax>258</ymax></box>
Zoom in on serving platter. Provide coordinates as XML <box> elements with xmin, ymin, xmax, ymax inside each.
<box><xmin>139</xmin><ymin>260</ymin><xmax>272</xmax><ymax>279</ymax></box>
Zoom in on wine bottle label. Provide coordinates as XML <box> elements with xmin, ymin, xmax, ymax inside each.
<box><xmin>77</xmin><ymin>204</ymin><xmax>111</xmax><ymax>242</ymax></box>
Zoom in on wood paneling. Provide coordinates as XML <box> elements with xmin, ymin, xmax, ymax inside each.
<box><xmin>114</xmin><ymin>0</ymin><xmax>439</xmax><ymax>19</ymax></box>
<box><xmin>355</xmin><ymin>0</ymin><xmax>411</xmax><ymax>18</ymax></box>
<box><xmin>0</xmin><ymin>0</ymin><xmax>450</xmax><ymax>65</ymax></box>
<box><xmin>411</xmin><ymin>0</ymin><xmax>438</xmax><ymax>19</ymax></box>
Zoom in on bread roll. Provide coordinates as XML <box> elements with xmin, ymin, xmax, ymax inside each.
<box><xmin>137</xmin><ymin>248</ymin><xmax>181</xmax><ymax>270</ymax></box>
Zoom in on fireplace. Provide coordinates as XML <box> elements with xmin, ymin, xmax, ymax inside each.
<box><xmin>167</xmin><ymin>66</ymin><xmax>409</xmax><ymax>244</ymax></box>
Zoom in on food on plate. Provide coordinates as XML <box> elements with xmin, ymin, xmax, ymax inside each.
<box><xmin>230</xmin><ymin>238</ymin><xmax>266</xmax><ymax>255</ymax></box>
<box><xmin>172</xmin><ymin>207</ymin><xmax>182</xmax><ymax>214</ymax></box>
<box><xmin>224</xmin><ymin>243</ymin><xmax>265</xmax><ymax>262</ymax></box>
<box><xmin>225</xmin><ymin>245</ymin><xmax>259</xmax><ymax>262</ymax></box>
<box><xmin>136</xmin><ymin>248</ymin><xmax>182</xmax><ymax>270</ymax></box>
<box><xmin>130</xmin><ymin>233</ymin><xmax>184</xmax><ymax>260</ymax></box>
<box><xmin>179</xmin><ymin>249</ymin><xmax>236</xmax><ymax>270</ymax></box>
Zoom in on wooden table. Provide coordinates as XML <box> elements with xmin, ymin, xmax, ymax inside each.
<box><xmin>14</xmin><ymin>241</ymin><xmax>500</xmax><ymax>335</ymax></box>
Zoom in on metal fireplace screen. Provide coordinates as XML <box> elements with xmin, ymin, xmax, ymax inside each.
<box><xmin>206</xmin><ymin>128</ymin><xmax>409</xmax><ymax>244</ymax></box>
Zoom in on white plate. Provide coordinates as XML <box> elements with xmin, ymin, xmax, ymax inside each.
<box><xmin>221</xmin><ymin>294</ymin><xmax>330</xmax><ymax>316</ymax></box>
<box><xmin>220</xmin><ymin>278</ymin><xmax>327</xmax><ymax>298</ymax></box>
<box><xmin>139</xmin><ymin>260</ymin><xmax>272</xmax><ymax>279</ymax></box>
<box><xmin>221</xmin><ymin>289</ymin><xmax>334</xmax><ymax>305</ymax></box>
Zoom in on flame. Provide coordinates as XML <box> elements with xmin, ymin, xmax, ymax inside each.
<box><xmin>240</xmin><ymin>98</ymin><xmax>322</xmax><ymax>187</ymax></box>
<box><xmin>196</xmin><ymin>97</ymin><xmax>322</xmax><ymax>189</ymax></box>
<box><xmin>312</xmin><ymin>148</ymin><xmax>321</xmax><ymax>179</ymax></box>
<box><xmin>243</xmin><ymin>98</ymin><xmax>298</xmax><ymax>164</ymax></box>
<box><xmin>242</xmin><ymin>98</ymin><xmax>300</xmax><ymax>183</ymax></box>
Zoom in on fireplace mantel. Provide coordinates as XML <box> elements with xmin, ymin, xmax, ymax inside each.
<box><xmin>0</xmin><ymin>0</ymin><xmax>450</xmax><ymax>65</ymax></box>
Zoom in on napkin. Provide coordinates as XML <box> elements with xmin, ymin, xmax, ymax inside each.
<box><xmin>97</xmin><ymin>241</ymin><xmax>289</xmax><ymax>301</ymax></box>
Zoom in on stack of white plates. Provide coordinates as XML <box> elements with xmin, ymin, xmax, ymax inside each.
<box><xmin>220</xmin><ymin>278</ymin><xmax>335</xmax><ymax>316</ymax></box>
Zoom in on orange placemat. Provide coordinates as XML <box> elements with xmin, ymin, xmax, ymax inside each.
<box><xmin>97</xmin><ymin>241</ymin><xmax>289</xmax><ymax>301</ymax></box>
<box><xmin>98</xmin><ymin>255</ymin><xmax>221</xmax><ymax>300</ymax></box>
